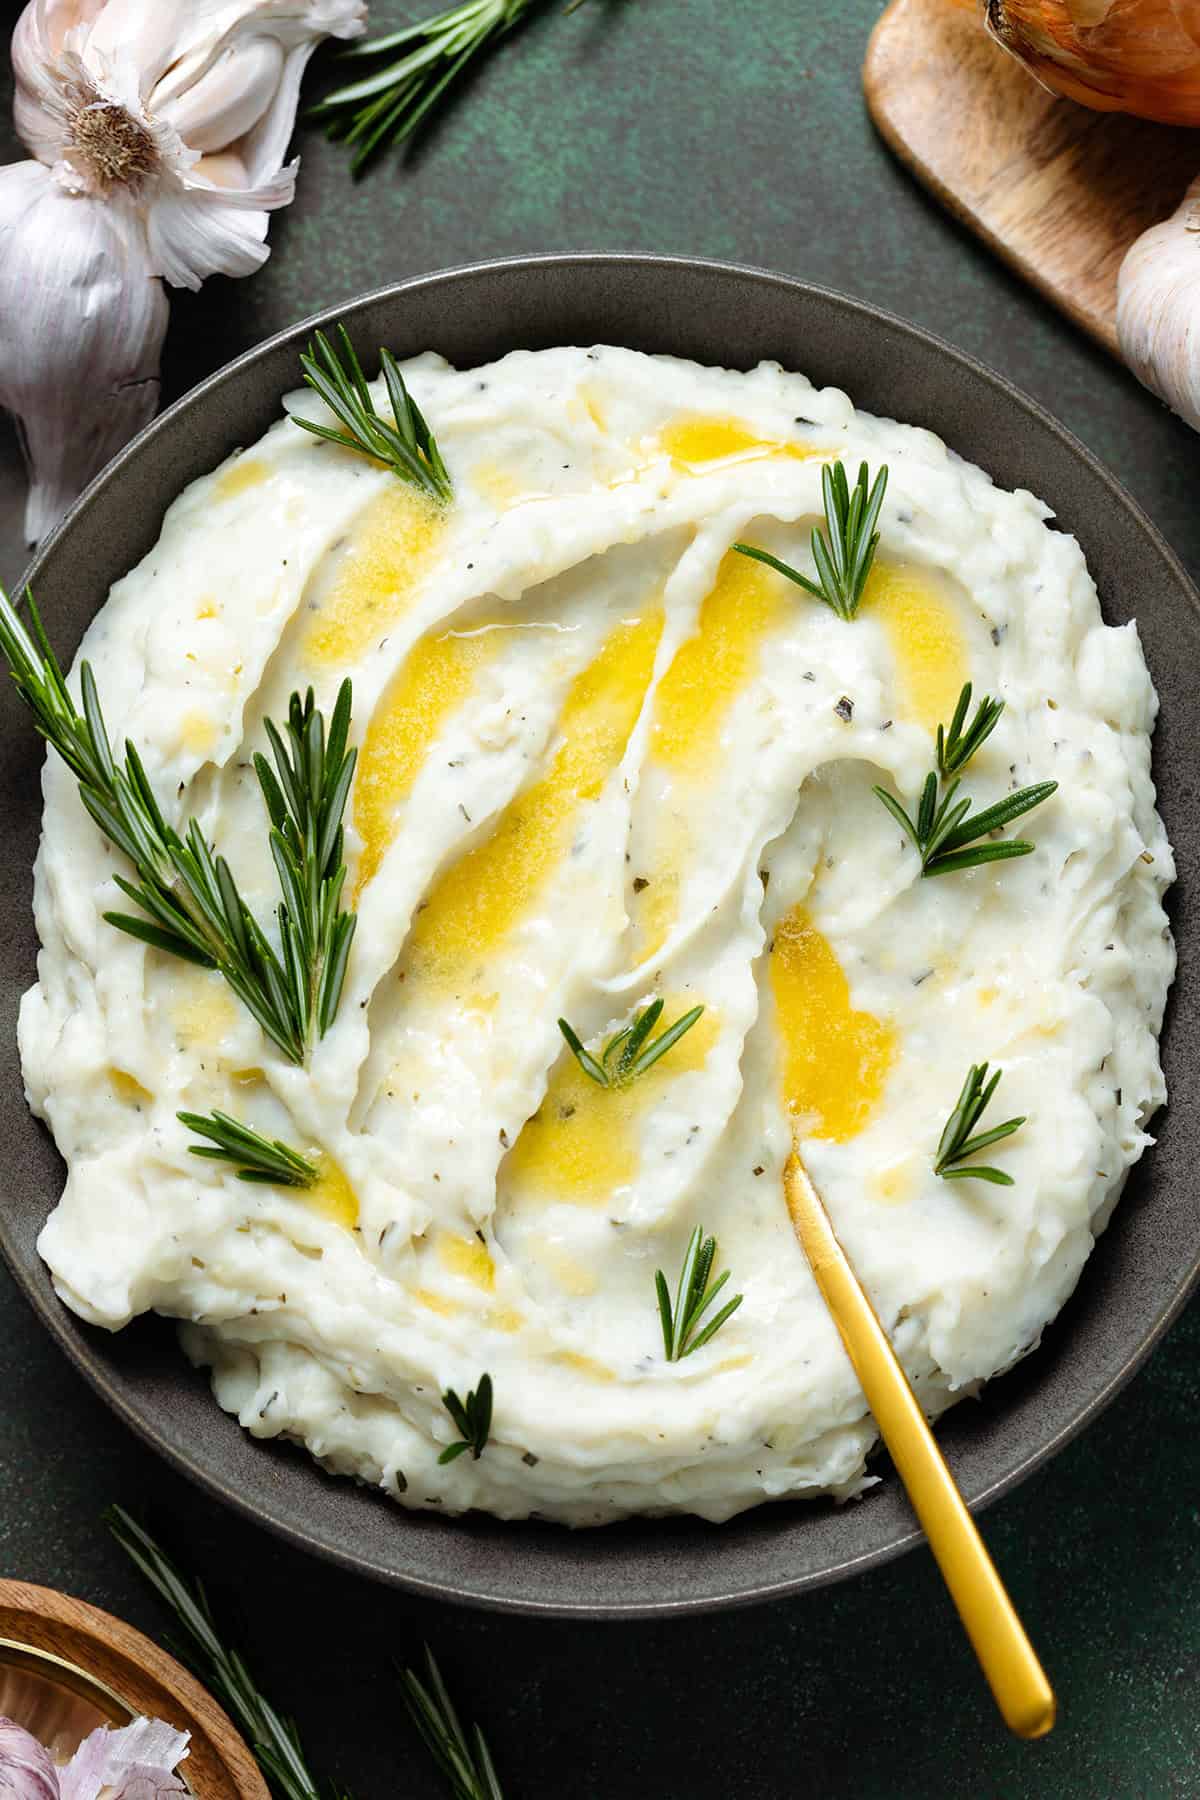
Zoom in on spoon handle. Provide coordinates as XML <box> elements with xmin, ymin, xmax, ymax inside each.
<box><xmin>784</xmin><ymin>1150</ymin><xmax>1056</xmax><ymax>1740</ymax></box>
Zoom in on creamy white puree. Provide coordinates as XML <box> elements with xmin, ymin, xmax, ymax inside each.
<box><xmin>21</xmin><ymin>346</ymin><xmax>1174</xmax><ymax>1524</ymax></box>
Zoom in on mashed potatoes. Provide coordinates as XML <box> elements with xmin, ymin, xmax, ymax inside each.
<box><xmin>20</xmin><ymin>346</ymin><xmax>1174</xmax><ymax>1524</ymax></box>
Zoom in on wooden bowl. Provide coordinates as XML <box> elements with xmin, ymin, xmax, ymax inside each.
<box><xmin>0</xmin><ymin>1580</ymin><xmax>267</xmax><ymax>1800</ymax></box>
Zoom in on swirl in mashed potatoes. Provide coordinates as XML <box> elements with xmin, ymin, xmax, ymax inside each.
<box><xmin>21</xmin><ymin>346</ymin><xmax>1174</xmax><ymax>1524</ymax></box>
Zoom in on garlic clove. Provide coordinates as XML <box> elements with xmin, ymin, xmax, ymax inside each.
<box><xmin>1116</xmin><ymin>175</ymin><xmax>1200</xmax><ymax>432</ymax></box>
<box><xmin>155</xmin><ymin>40</ymin><xmax>288</xmax><ymax>153</ymax></box>
<box><xmin>0</xmin><ymin>160</ymin><xmax>168</xmax><ymax>544</ymax></box>
<box><xmin>11</xmin><ymin>4</ymin><xmax>74</xmax><ymax>168</ymax></box>
<box><xmin>58</xmin><ymin>1718</ymin><xmax>188</xmax><ymax>1800</ymax></box>
<box><xmin>78</xmin><ymin>2</ymin><xmax>196</xmax><ymax>98</ymax></box>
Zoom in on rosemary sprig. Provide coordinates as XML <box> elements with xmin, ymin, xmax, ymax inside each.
<box><xmin>934</xmin><ymin>1062</ymin><xmax>1026</xmax><ymax>1185</ymax></box>
<box><xmin>873</xmin><ymin>682</ymin><xmax>1055</xmax><ymax>877</ymax></box>
<box><xmin>178</xmin><ymin>1110</ymin><xmax>318</xmax><ymax>1188</ymax></box>
<box><xmin>937</xmin><ymin>681</ymin><xmax>1005</xmax><ymax>778</ymax></box>
<box><xmin>0</xmin><ymin>586</ymin><xmax>355</xmax><ymax>1063</ymax></box>
<box><xmin>294</xmin><ymin>325</ymin><xmax>452</xmax><ymax>501</ymax></box>
<box><xmin>106</xmin><ymin>1506</ymin><xmax>328</xmax><ymax>1800</ymax></box>
<box><xmin>108</xmin><ymin>1508</ymin><xmax>504</xmax><ymax>1800</ymax></box>
<box><xmin>874</xmin><ymin>767</ymin><xmax>1057</xmax><ymax>878</ymax></box>
<box><xmin>655</xmin><ymin>1225</ymin><xmax>743</xmax><ymax>1362</ymax></box>
<box><xmin>558</xmin><ymin>999</ymin><xmax>704</xmax><ymax>1089</ymax></box>
<box><xmin>254</xmin><ymin>681</ymin><xmax>359</xmax><ymax>1046</ymax></box>
<box><xmin>310</xmin><ymin>1</ymin><xmax>542</xmax><ymax>176</ymax></box>
<box><xmin>733</xmin><ymin>459</ymin><xmax>888</xmax><ymax>621</ymax></box>
<box><xmin>400</xmin><ymin>1647</ymin><xmax>505</xmax><ymax>1800</ymax></box>
<box><xmin>439</xmin><ymin>1373</ymin><xmax>493</xmax><ymax>1463</ymax></box>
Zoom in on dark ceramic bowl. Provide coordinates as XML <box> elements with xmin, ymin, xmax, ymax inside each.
<box><xmin>1</xmin><ymin>255</ymin><xmax>1196</xmax><ymax>1617</ymax></box>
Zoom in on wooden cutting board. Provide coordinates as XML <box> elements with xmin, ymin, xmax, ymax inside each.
<box><xmin>863</xmin><ymin>0</ymin><xmax>1199</xmax><ymax>356</ymax></box>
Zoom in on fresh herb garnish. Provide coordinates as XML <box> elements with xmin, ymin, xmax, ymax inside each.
<box><xmin>874</xmin><ymin>768</ymin><xmax>1057</xmax><ymax>877</ymax></box>
<box><xmin>0</xmin><ymin>586</ymin><xmax>356</xmax><ymax>1064</ymax></box>
<box><xmin>937</xmin><ymin>681</ymin><xmax>1006</xmax><ymax>778</ymax></box>
<box><xmin>934</xmin><ymin>1063</ymin><xmax>1026</xmax><ymax>1186</ymax></box>
<box><xmin>400</xmin><ymin>1646</ymin><xmax>505</xmax><ymax>1800</ymax></box>
<box><xmin>311</xmin><ymin>1</ymin><xmax>548</xmax><ymax>176</ymax></box>
<box><xmin>108</xmin><ymin>1507</ymin><xmax>503</xmax><ymax>1800</ymax></box>
<box><xmin>733</xmin><ymin>459</ymin><xmax>888</xmax><ymax>621</ymax></box>
<box><xmin>655</xmin><ymin>1225</ymin><xmax>743</xmax><ymax>1362</ymax></box>
<box><xmin>872</xmin><ymin>681</ymin><xmax>1056</xmax><ymax>877</ymax></box>
<box><xmin>294</xmin><ymin>325</ymin><xmax>452</xmax><ymax>501</ymax></box>
<box><xmin>107</xmin><ymin>1505</ymin><xmax>330</xmax><ymax>1800</ymax></box>
<box><xmin>558</xmin><ymin>999</ymin><xmax>704</xmax><ymax>1089</ymax></box>
<box><xmin>254</xmin><ymin>680</ymin><xmax>359</xmax><ymax>1051</ymax></box>
<box><xmin>178</xmin><ymin>1110</ymin><xmax>318</xmax><ymax>1188</ymax></box>
<box><xmin>439</xmin><ymin>1373</ymin><xmax>493</xmax><ymax>1463</ymax></box>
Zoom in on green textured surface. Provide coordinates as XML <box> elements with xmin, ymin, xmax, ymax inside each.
<box><xmin>2</xmin><ymin>2</ymin><xmax>1200</xmax><ymax>1793</ymax></box>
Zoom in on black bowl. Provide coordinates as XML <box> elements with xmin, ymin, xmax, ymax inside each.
<box><xmin>1</xmin><ymin>255</ymin><xmax>1196</xmax><ymax>1617</ymax></box>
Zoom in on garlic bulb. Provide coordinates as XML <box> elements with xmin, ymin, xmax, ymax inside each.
<box><xmin>2</xmin><ymin>0</ymin><xmax>367</xmax><ymax>545</ymax></box>
<box><xmin>1116</xmin><ymin>174</ymin><xmax>1200</xmax><ymax>431</ymax></box>
<box><xmin>985</xmin><ymin>0</ymin><xmax>1200</xmax><ymax>125</ymax></box>
<box><xmin>0</xmin><ymin>1717</ymin><xmax>59</xmax><ymax>1800</ymax></box>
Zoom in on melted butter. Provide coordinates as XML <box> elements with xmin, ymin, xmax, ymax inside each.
<box><xmin>534</xmin><ymin>1241</ymin><xmax>598</xmax><ymax>1296</ymax></box>
<box><xmin>770</xmin><ymin>907</ymin><xmax>894</xmax><ymax>1141</ymax></box>
<box><xmin>578</xmin><ymin>383</ymin><xmax>609</xmax><ymax>433</ymax></box>
<box><xmin>503</xmin><ymin>1007</ymin><xmax>718</xmax><ymax>1204</ymax></box>
<box><xmin>215</xmin><ymin>457</ymin><xmax>269</xmax><ymax>499</ymax></box>
<box><xmin>487</xmin><ymin>1305</ymin><xmax>525</xmax><ymax>1333</ymax></box>
<box><xmin>109</xmin><ymin>1069</ymin><xmax>152</xmax><ymax>1107</ymax></box>
<box><xmin>174</xmin><ymin>979</ymin><xmax>239</xmax><ymax>1048</ymax></box>
<box><xmin>555</xmin><ymin>1350</ymin><xmax>615</xmax><ymax>1382</ymax></box>
<box><xmin>404</xmin><ymin>609</ymin><xmax>663</xmax><ymax>984</ymax></box>
<box><xmin>177</xmin><ymin>710</ymin><xmax>217</xmax><ymax>757</ymax></box>
<box><xmin>872</xmin><ymin>1151</ymin><xmax>917</xmax><ymax>1207</ymax></box>
<box><xmin>196</xmin><ymin>598</ymin><xmax>218</xmax><ymax>621</ymax></box>
<box><xmin>471</xmin><ymin>462</ymin><xmax>530</xmax><ymax>508</ymax></box>
<box><xmin>437</xmin><ymin>1231</ymin><xmax>496</xmax><ymax>1291</ymax></box>
<box><xmin>629</xmin><ymin>550</ymin><xmax>789</xmax><ymax>958</ymax></box>
<box><xmin>976</xmin><ymin>985</ymin><xmax>998</xmax><ymax>1008</ymax></box>
<box><xmin>308</xmin><ymin>1154</ymin><xmax>358</xmax><ymax>1229</ymax></box>
<box><xmin>651</xmin><ymin>551</ymin><xmax>788</xmax><ymax>775</ymax></box>
<box><xmin>231</xmin><ymin>1066</ymin><xmax>266</xmax><ymax>1087</ymax></box>
<box><xmin>632</xmin><ymin>857</ymin><xmax>683</xmax><ymax>963</ymax></box>
<box><xmin>353</xmin><ymin>624</ymin><xmax>504</xmax><ymax>900</ymax></box>
<box><xmin>658</xmin><ymin>416</ymin><xmax>820</xmax><ymax>468</ymax></box>
<box><xmin>303</xmin><ymin>485</ymin><xmax>446</xmax><ymax>668</ymax></box>
<box><xmin>414</xmin><ymin>1286</ymin><xmax>460</xmax><ymax>1318</ymax></box>
<box><xmin>860</xmin><ymin>560</ymin><xmax>969</xmax><ymax>733</ymax></box>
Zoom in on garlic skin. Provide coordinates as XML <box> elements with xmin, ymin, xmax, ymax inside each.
<box><xmin>57</xmin><ymin>1718</ymin><xmax>189</xmax><ymax>1800</ymax></box>
<box><xmin>986</xmin><ymin>0</ymin><xmax>1200</xmax><ymax>125</ymax></box>
<box><xmin>3</xmin><ymin>0</ymin><xmax>367</xmax><ymax>544</ymax></box>
<box><xmin>1116</xmin><ymin>175</ymin><xmax>1200</xmax><ymax>433</ymax></box>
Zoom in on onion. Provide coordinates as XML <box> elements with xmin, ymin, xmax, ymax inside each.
<box><xmin>985</xmin><ymin>0</ymin><xmax>1200</xmax><ymax>125</ymax></box>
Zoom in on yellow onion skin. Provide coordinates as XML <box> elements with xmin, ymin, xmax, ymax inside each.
<box><xmin>986</xmin><ymin>0</ymin><xmax>1200</xmax><ymax>125</ymax></box>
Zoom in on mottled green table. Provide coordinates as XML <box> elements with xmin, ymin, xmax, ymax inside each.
<box><xmin>2</xmin><ymin>4</ymin><xmax>1199</xmax><ymax>1795</ymax></box>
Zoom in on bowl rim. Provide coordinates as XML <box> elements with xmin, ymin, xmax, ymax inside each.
<box><xmin>5</xmin><ymin>250</ymin><xmax>1197</xmax><ymax>1618</ymax></box>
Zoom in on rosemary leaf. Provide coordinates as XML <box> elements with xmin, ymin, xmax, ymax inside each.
<box><xmin>294</xmin><ymin>325</ymin><xmax>452</xmax><ymax>498</ymax></box>
<box><xmin>439</xmin><ymin>1373</ymin><xmax>493</xmax><ymax>1462</ymax></box>
<box><xmin>558</xmin><ymin>1001</ymin><xmax>704</xmax><ymax>1089</ymax></box>
<box><xmin>733</xmin><ymin>459</ymin><xmax>888</xmax><ymax>621</ymax></box>
<box><xmin>934</xmin><ymin>1062</ymin><xmax>1026</xmax><ymax>1185</ymax></box>
<box><xmin>656</xmin><ymin>1226</ymin><xmax>743</xmax><ymax>1361</ymax></box>
<box><xmin>178</xmin><ymin>1110</ymin><xmax>318</xmax><ymax>1188</ymax></box>
<box><xmin>0</xmin><ymin>584</ymin><xmax>357</xmax><ymax>1064</ymax></box>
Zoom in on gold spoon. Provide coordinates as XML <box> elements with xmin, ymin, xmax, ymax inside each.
<box><xmin>783</xmin><ymin>1145</ymin><xmax>1056</xmax><ymax>1740</ymax></box>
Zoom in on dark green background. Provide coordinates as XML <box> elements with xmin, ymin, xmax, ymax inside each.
<box><xmin>2</xmin><ymin>4</ymin><xmax>1199</xmax><ymax>1794</ymax></box>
